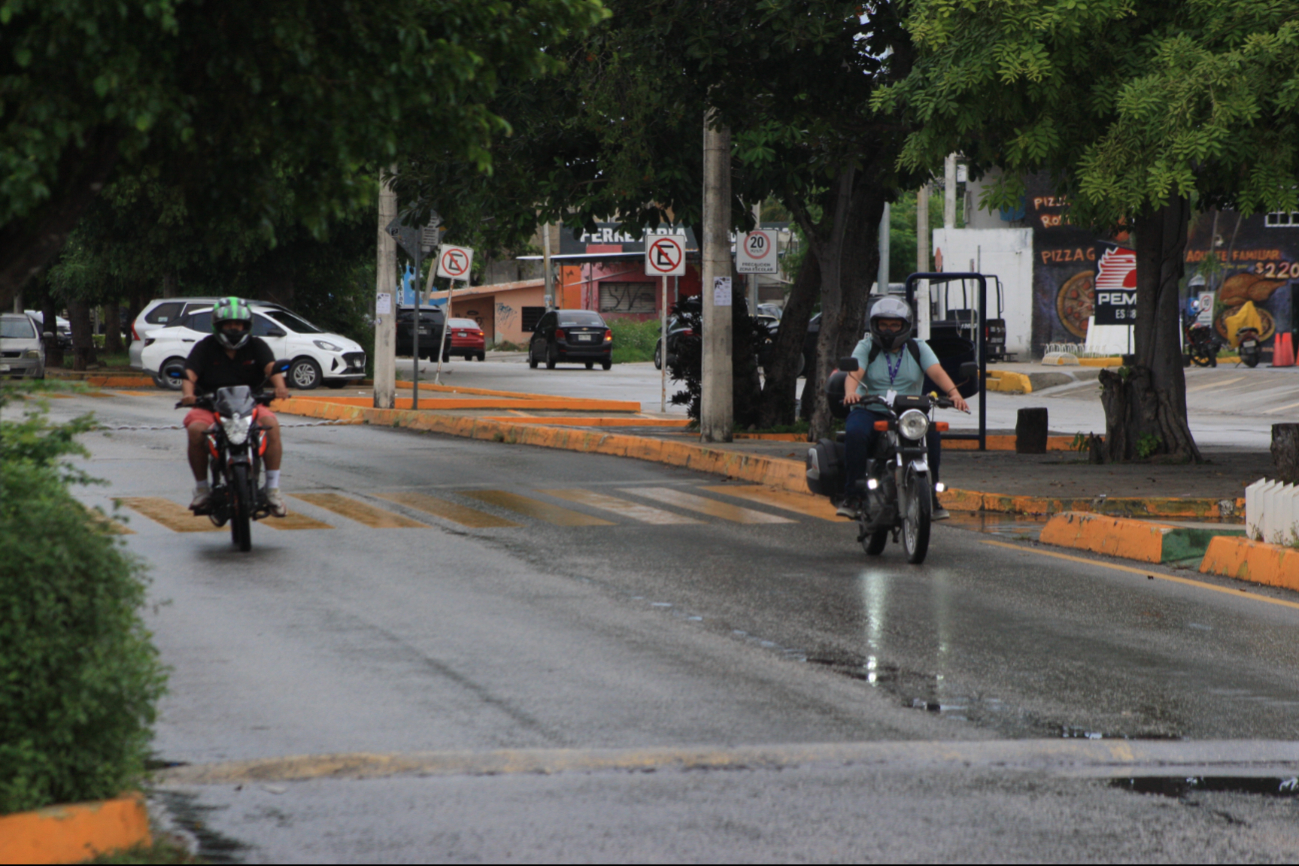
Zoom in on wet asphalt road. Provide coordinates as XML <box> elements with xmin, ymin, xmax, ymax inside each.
<box><xmin>40</xmin><ymin>390</ymin><xmax>1299</xmax><ymax>861</ymax></box>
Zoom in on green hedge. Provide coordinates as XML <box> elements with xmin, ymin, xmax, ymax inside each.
<box><xmin>609</xmin><ymin>318</ymin><xmax>661</xmax><ymax>364</ymax></box>
<box><xmin>0</xmin><ymin>397</ymin><xmax>166</xmax><ymax>814</ymax></box>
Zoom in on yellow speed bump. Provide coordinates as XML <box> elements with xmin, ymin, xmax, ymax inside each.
<box><xmin>376</xmin><ymin>492</ymin><xmax>520</xmax><ymax>528</ymax></box>
<box><xmin>292</xmin><ymin>494</ymin><xmax>428</xmax><ymax>529</ymax></box>
<box><xmin>541</xmin><ymin>489</ymin><xmax>701</xmax><ymax>525</ymax></box>
<box><xmin>116</xmin><ymin>497</ymin><xmax>223</xmax><ymax>532</ymax></box>
<box><xmin>461</xmin><ymin>490</ymin><xmax>614</xmax><ymax>526</ymax></box>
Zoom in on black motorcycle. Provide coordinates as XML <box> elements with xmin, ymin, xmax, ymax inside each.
<box><xmin>1184</xmin><ymin>318</ymin><xmax>1218</xmax><ymax>368</ymax></box>
<box><xmin>1236</xmin><ymin>326</ymin><xmax>1262</xmax><ymax>368</ymax></box>
<box><xmin>174</xmin><ymin>360</ymin><xmax>290</xmax><ymax>551</ymax></box>
<box><xmin>806</xmin><ymin>358</ymin><xmax>956</xmax><ymax>565</ymax></box>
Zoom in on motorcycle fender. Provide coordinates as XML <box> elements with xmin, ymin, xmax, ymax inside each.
<box><xmin>909</xmin><ymin>458</ymin><xmax>929</xmax><ymax>475</ymax></box>
<box><xmin>227</xmin><ymin>450</ymin><xmax>252</xmax><ymax>466</ymax></box>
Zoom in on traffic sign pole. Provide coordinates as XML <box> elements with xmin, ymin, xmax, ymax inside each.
<box><xmin>661</xmin><ymin>275</ymin><xmax>667</xmax><ymax>413</ymax></box>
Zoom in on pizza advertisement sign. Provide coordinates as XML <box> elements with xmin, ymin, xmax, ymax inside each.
<box><xmin>644</xmin><ymin>235</ymin><xmax>686</xmax><ymax>277</ymax></box>
<box><xmin>436</xmin><ymin>245</ymin><xmax>474</xmax><ymax>281</ymax></box>
<box><xmin>736</xmin><ymin>230</ymin><xmax>778</xmax><ymax>274</ymax></box>
<box><xmin>1091</xmin><ymin>247</ymin><xmax>1137</xmax><ymax>326</ymax></box>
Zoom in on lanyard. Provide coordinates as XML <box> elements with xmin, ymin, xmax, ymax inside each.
<box><xmin>884</xmin><ymin>348</ymin><xmax>904</xmax><ymax>385</ymax></box>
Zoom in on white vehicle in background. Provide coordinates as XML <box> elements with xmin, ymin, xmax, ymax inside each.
<box><xmin>141</xmin><ymin>303</ymin><xmax>366</xmax><ymax>390</ymax></box>
<box><xmin>23</xmin><ymin>310</ymin><xmax>72</xmax><ymax>351</ymax></box>
<box><xmin>0</xmin><ymin>313</ymin><xmax>45</xmax><ymax>379</ymax></box>
<box><xmin>129</xmin><ymin>297</ymin><xmax>223</xmax><ymax>370</ymax></box>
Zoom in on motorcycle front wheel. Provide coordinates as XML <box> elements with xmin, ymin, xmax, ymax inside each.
<box><xmin>862</xmin><ymin>526</ymin><xmax>888</xmax><ymax>556</ymax></box>
<box><xmin>902</xmin><ymin>470</ymin><xmax>932</xmax><ymax>565</ymax></box>
<box><xmin>229</xmin><ymin>463</ymin><xmax>254</xmax><ymax>552</ymax></box>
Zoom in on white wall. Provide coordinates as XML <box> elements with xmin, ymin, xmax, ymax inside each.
<box><xmin>931</xmin><ymin>228</ymin><xmax>1035</xmax><ymax>356</ymax></box>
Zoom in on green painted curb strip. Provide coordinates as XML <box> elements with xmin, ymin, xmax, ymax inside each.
<box><xmin>1161</xmin><ymin>527</ymin><xmax>1244</xmax><ymax>563</ymax></box>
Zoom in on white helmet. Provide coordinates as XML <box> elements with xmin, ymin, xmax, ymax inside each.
<box><xmin>868</xmin><ymin>297</ymin><xmax>914</xmax><ymax>351</ymax></box>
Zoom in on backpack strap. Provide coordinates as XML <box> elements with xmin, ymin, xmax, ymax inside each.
<box><xmin>867</xmin><ymin>338</ymin><xmax>921</xmax><ymax>369</ymax></box>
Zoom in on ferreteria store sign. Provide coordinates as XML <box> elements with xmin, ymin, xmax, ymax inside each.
<box><xmin>561</xmin><ymin>223</ymin><xmax>697</xmax><ymax>256</ymax></box>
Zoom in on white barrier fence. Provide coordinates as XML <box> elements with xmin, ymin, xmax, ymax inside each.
<box><xmin>1245</xmin><ymin>478</ymin><xmax>1299</xmax><ymax>544</ymax></box>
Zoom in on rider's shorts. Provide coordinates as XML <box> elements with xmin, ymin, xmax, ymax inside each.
<box><xmin>184</xmin><ymin>406</ymin><xmax>276</xmax><ymax>430</ymax></box>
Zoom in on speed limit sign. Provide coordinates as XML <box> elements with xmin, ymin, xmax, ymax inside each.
<box><xmin>736</xmin><ymin>230</ymin><xmax>777</xmax><ymax>274</ymax></box>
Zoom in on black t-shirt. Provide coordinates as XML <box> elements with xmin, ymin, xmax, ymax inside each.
<box><xmin>185</xmin><ymin>335</ymin><xmax>275</xmax><ymax>391</ymax></box>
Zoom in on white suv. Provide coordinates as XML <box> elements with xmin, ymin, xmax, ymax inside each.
<box><xmin>141</xmin><ymin>303</ymin><xmax>365</xmax><ymax>390</ymax></box>
<box><xmin>129</xmin><ymin>297</ymin><xmax>224</xmax><ymax>370</ymax></box>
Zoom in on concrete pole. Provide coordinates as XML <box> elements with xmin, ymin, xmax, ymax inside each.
<box><xmin>542</xmin><ymin>223</ymin><xmax>555</xmax><ymax>309</ymax></box>
<box><xmin>373</xmin><ymin>168</ymin><xmax>398</xmax><ymax>410</ymax></box>
<box><xmin>944</xmin><ymin>154</ymin><xmax>958</xmax><ymax>229</ymax></box>
<box><xmin>917</xmin><ymin>184</ymin><xmax>931</xmax><ymax>339</ymax></box>
<box><xmin>700</xmin><ymin>109</ymin><xmax>733</xmax><ymax>442</ymax></box>
<box><xmin>877</xmin><ymin>201</ymin><xmax>891</xmax><ymax>294</ymax></box>
<box><xmin>749</xmin><ymin>202</ymin><xmax>761</xmax><ymax>313</ymax></box>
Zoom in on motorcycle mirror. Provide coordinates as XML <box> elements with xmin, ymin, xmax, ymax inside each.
<box><xmin>958</xmin><ymin>361</ymin><xmax>979</xmax><ymax>381</ymax></box>
<box><xmin>838</xmin><ymin>357</ymin><xmax>859</xmax><ymax>372</ymax></box>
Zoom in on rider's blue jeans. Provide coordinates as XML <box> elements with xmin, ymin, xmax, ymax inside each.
<box><xmin>844</xmin><ymin>405</ymin><xmax>942</xmax><ymax>499</ymax></box>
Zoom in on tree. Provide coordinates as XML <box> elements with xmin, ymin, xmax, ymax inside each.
<box><xmin>876</xmin><ymin>0</ymin><xmax>1299</xmax><ymax>460</ymax></box>
<box><xmin>0</xmin><ymin>0</ymin><xmax>608</xmax><ymax>307</ymax></box>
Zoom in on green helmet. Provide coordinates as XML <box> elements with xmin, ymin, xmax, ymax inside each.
<box><xmin>212</xmin><ymin>297</ymin><xmax>253</xmax><ymax>349</ymax></box>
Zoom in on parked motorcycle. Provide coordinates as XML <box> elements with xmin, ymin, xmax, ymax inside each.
<box><xmin>173</xmin><ymin>360</ymin><xmax>290</xmax><ymax>551</ymax></box>
<box><xmin>1184</xmin><ymin>318</ymin><xmax>1219</xmax><ymax>368</ymax></box>
<box><xmin>805</xmin><ymin>357</ymin><xmax>959</xmax><ymax>565</ymax></box>
<box><xmin>1236</xmin><ymin>326</ymin><xmax>1262</xmax><ymax>368</ymax></box>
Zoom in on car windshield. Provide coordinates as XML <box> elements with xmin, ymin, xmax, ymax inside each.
<box><xmin>264</xmin><ymin>310</ymin><xmax>323</xmax><ymax>334</ymax></box>
<box><xmin>449</xmin><ymin>319</ymin><xmax>479</xmax><ymax>329</ymax></box>
<box><xmin>558</xmin><ymin>312</ymin><xmax>604</xmax><ymax>327</ymax></box>
<box><xmin>0</xmin><ymin>318</ymin><xmax>36</xmax><ymax>339</ymax></box>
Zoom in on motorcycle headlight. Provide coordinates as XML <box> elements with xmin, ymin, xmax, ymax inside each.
<box><xmin>898</xmin><ymin>409</ymin><xmax>929</xmax><ymax>441</ymax></box>
<box><xmin>220</xmin><ymin>415</ymin><xmax>251</xmax><ymax>445</ymax></box>
<box><xmin>314</xmin><ymin>340</ymin><xmax>343</xmax><ymax>352</ymax></box>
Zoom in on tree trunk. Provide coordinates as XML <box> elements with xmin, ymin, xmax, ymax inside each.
<box><xmin>39</xmin><ymin>282</ymin><xmax>64</xmax><ymax>369</ymax></box>
<box><xmin>1273</xmin><ymin>424</ymin><xmax>1299</xmax><ymax>483</ymax></box>
<box><xmin>1098</xmin><ymin>197</ymin><xmax>1201</xmax><ymax>462</ymax></box>
<box><xmin>67</xmin><ymin>299</ymin><xmax>96</xmax><ymax>371</ymax></box>
<box><xmin>756</xmin><ymin>253</ymin><xmax>818</xmax><ymax>428</ymax></box>
<box><xmin>807</xmin><ymin>167</ymin><xmax>856</xmax><ymax>442</ymax></box>
<box><xmin>102</xmin><ymin>301</ymin><xmax>123</xmax><ymax>356</ymax></box>
<box><xmin>161</xmin><ymin>271</ymin><xmax>178</xmax><ymax>299</ymax></box>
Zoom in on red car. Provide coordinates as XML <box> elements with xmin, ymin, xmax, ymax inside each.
<box><xmin>447</xmin><ymin>318</ymin><xmax>486</xmax><ymax>361</ymax></box>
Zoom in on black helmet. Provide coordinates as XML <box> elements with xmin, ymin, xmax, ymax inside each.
<box><xmin>868</xmin><ymin>296</ymin><xmax>914</xmax><ymax>352</ymax></box>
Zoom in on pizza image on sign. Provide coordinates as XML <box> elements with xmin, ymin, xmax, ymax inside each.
<box><xmin>1055</xmin><ymin>271</ymin><xmax>1095</xmax><ymax>339</ymax></box>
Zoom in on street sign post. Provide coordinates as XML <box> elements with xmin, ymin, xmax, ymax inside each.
<box><xmin>736</xmin><ymin>230</ymin><xmax>778</xmax><ymax>274</ymax></box>
<box><xmin>434</xmin><ymin>244</ymin><xmax>474</xmax><ymax>385</ymax></box>
<box><xmin>385</xmin><ymin>217</ymin><xmax>431</xmax><ymax>408</ymax></box>
<box><xmin>644</xmin><ymin>235</ymin><xmax>686</xmax><ymax>278</ymax></box>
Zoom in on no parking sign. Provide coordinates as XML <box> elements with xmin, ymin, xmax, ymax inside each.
<box><xmin>436</xmin><ymin>245</ymin><xmax>474</xmax><ymax>281</ymax></box>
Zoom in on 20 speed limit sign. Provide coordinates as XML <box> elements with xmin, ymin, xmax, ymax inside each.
<box><xmin>644</xmin><ymin>234</ymin><xmax>686</xmax><ymax>277</ymax></box>
<box><xmin>436</xmin><ymin>245</ymin><xmax>474</xmax><ymax>281</ymax></box>
<box><xmin>736</xmin><ymin>230</ymin><xmax>777</xmax><ymax>274</ymax></box>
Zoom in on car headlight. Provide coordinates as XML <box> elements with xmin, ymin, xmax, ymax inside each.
<box><xmin>24</xmin><ymin>350</ymin><xmax>41</xmax><ymax>359</ymax></box>
<box><xmin>314</xmin><ymin>340</ymin><xmax>343</xmax><ymax>352</ymax></box>
<box><xmin>897</xmin><ymin>409</ymin><xmax>929</xmax><ymax>441</ymax></box>
<box><xmin>220</xmin><ymin>415</ymin><xmax>251</xmax><ymax>445</ymax></box>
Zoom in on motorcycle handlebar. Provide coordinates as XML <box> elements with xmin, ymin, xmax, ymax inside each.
<box><xmin>175</xmin><ymin>392</ymin><xmax>278</xmax><ymax>410</ymax></box>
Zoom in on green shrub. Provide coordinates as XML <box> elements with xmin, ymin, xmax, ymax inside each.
<box><xmin>609</xmin><ymin>318</ymin><xmax>661</xmax><ymax>364</ymax></box>
<box><xmin>0</xmin><ymin>397</ymin><xmax>166</xmax><ymax>814</ymax></box>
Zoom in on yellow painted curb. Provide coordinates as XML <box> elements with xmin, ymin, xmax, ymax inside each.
<box><xmin>1040</xmin><ymin>512</ymin><xmax>1176</xmax><ymax>563</ymax></box>
<box><xmin>0</xmin><ymin>793</ymin><xmax>151</xmax><ymax>864</ymax></box>
<box><xmin>1078</xmin><ymin>357</ymin><xmax>1123</xmax><ymax>367</ymax></box>
<box><xmin>985</xmin><ymin>370</ymin><xmax>1032</xmax><ymax>394</ymax></box>
<box><xmin>939</xmin><ymin>489</ymin><xmax>1242</xmax><ymax>521</ymax></box>
<box><xmin>1199</xmin><ymin>536</ymin><xmax>1299</xmax><ymax>590</ymax></box>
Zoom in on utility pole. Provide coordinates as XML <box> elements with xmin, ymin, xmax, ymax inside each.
<box><xmin>373</xmin><ymin>168</ymin><xmax>398</xmax><ymax>410</ymax></box>
<box><xmin>748</xmin><ymin>202</ymin><xmax>761</xmax><ymax>313</ymax></box>
<box><xmin>877</xmin><ymin>201</ymin><xmax>891</xmax><ymax>295</ymax></box>
<box><xmin>944</xmin><ymin>154</ymin><xmax>958</xmax><ymax>229</ymax></box>
<box><xmin>916</xmin><ymin>184</ymin><xmax>931</xmax><ymax>339</ymax></box>
<box><xmin>542</xmin><ymin>222</ymin><xmax>555</xmax><ymax>309</ymax></box>
<box><xmin>700</xmin><ymin>109</ymin><xmax>733</xmax><ymax>442</ymax></box>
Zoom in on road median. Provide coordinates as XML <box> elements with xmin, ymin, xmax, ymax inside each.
<box><xmin>1199</xmin><ymin>536</ymin><xmax>1299</xmax><ymax>590</ymax></box>
<box><xmin>1039</xmin><ymin>512</ymin><xmax>1233</xmax><ymax>564</ymax></box>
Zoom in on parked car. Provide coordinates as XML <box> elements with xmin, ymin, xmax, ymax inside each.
<box><xmin>23</xmin><ymin>310</ymin><xmax>72</xmax><ymax>352</ymax></box>
<box><xmin>395</xmin><ymin>305</ymin><xmax>454</xmax><ymax>360</ymax></box>
<box><xmin>129</xmin><ymin>297</ymin><xmax>225</xmax><ymax>369</ymax></box>
<box><xmin>528</xmin><ymin>309</ymin><xmax>612</xmax><ymax>370</ymax></box>
<box><xmin>447</xmin><ymin>318</ymin><xmax>486</xmax><ymax>361</ymax></box>
<box><xmin>141</xmin><ymin>303</ymin><xmax>365</xmax><ymax>390</ymax></box>
<box><xmin>757</xmin><ymin>303</ymin><xmax>783</xmax><ymax>320</ymax></box>
<box><xmin>652</xmin><ymin>314</ymin><xmax>693</xmax><ymax>370</ymax></box>
<box><xmin>0</xmin><ymin>313</ymin><xmax>45</xmax><ymax>379</ymax></box>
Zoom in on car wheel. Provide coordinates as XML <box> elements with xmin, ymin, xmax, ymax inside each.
<box><xmin>546</xmin><ymin>344</ymin><xmax>557</xmax><ymax>370</ymax></box>
<box><xmin>654</xmin><ymin>343</ymin><xmax>662</xmax><ymax>370</ymax></box>
<box><xmin>585</xmin><ymin>360</ymin><xmax>594</xmax><ymax>370</ymax></box>
<box><xmin>602</xmin><ymin>359</ymin><xmax>612</xmax><ymax>371</ymax></box>
<box><xmin>158</xmin><ymin>357</ymin><xmax>188</xmax><ymax>391</ymax></box>
<box><xmin>289</xmin><ymin>357</ymin><xmax>322</xmax><ymax>390</ymax></box>
<box><xmin>528</xmin><ymin>343</ymin><xmax>538</xmax><ymax>369</ymax></box>
<box><xmin>477</xmin><ymin>352</ymin><xmax>486</xmax><ymax>361</ymax></box>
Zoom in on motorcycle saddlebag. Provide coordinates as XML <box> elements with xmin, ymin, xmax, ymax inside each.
<box><xmin>806</xmin><ymin>438</ymin><xmax>845</xmax><ymax>498</ymax></box>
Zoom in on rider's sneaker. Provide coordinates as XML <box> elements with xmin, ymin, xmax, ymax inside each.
<box><xmin>933</xmin><ymin>507</ymin><xmax>952</xmax><ymax>521</ymax></box>
<box><xmin>835</xmin><ymin>499</ymin><xmax>860</xmax><ymax>519</ymax></box>
<box><xmin>264</xmin><ymin>487</ymin><xmax>288</xmax><ymax>518</ymax></box>
<box><xmin>190</xmin><ymin>486</ymin><xmax>211</xmax><ymax>512</ymax></box>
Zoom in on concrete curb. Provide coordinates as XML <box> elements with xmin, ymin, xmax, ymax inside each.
<box><xmin>0</xmin><ymin>792</ymin><xmax>151</xmax><ymax>864</ymax></box>
<box><xmin>941</xmin><ymin>489</ymin><xmax>1242</xmax><ymax>521</ymax></box>
<box><xmin>985</xmin><ymin>370</ymin><xmax>1033</xmax><ymax>394</ymax></box>
<box><xmin>1200</xmin><ymin>536</ymin><xmax>1299</xmax><ymax>589</ymax></box>
<box><xmin>1039</xmin><ymin>512</ymin><xmax>1233</xmax><ymax>564</ymax></box>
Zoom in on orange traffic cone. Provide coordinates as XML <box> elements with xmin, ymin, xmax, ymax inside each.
<box><xmin>1273</xmin><ymin>331</ymin><xmax>1296</xmax><ymax>368</ymax></box>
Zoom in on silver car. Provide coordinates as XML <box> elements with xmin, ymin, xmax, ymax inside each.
<box><xmin>0</xmin><ymin>314</ymin><xmax>45</xmax><ymax>379</ymax></box>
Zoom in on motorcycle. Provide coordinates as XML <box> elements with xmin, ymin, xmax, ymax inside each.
<box><xmin>1184</xmin><ymin>317</ymin><xmax>1219</xmax><ymax>368</ymax></box>
<box><xmin>1236</xmin><ymin>326</ymin><xmax>1262</xmax><ymax>368</ymax></box>
<box><xmin>805</xmin><ymin>357</ymin><xmax>957</xmax><ymax>565</ymax></box>
<box><xmin>173</xmin><ymin>360</ymin><xmax>290</xmax><ymax>551</ymax></box>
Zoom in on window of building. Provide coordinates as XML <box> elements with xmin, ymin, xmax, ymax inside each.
<box><xmin>599</xmin><ymin>282</ymin><xmax>656</xmax><ymax>314</ymax></box>
<box><xmin>521</xmin><ymin>307</ymin><xmax>546</xmax><ymax>332</ymax></box>
<box><xmin>1265</xmin><ymin>211</ymin><xmax>1299</xmax><ymax>227</ymax></box>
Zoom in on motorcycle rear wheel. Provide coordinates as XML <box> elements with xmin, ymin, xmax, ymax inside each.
<box><xmin>902</xmin><ymin>470</ymin><xmax>932</xmax><ymax>565</ymax></box>
<box><xmin>229</xmin><ymin>464</ymin><xmax>254</xmax><ymax>552</ymax></box>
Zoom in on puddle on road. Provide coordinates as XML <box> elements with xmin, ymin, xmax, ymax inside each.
<box><xmin>942</xmin><ymin>511</ymin><xmax>1048</xmax><ymax>541</ymax></box>
<box><xmin>1113</xmin><ymin>776</ymin><xmax>1299</xmax><ymax>799</ymax></box>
